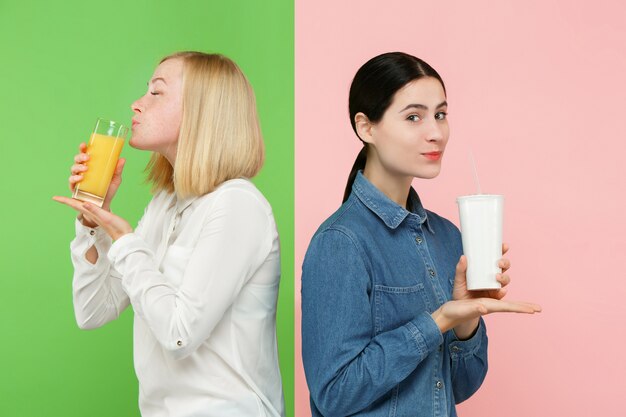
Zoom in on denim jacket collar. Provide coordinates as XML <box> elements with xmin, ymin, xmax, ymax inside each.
<box><xmin>352</xmin><ymin>171</ymin><xmax>434</xmax><ymax>233</ymax></box>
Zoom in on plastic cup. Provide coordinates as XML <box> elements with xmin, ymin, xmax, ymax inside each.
<box><xmin>456</xmin><ymin>194</ymin><xmax>504</xmax><ymax>290</ymax></box>
<box><xmin>72</xmin><ymin>118</ymin><xmax>127</xmax><ymax>207</ymax></box>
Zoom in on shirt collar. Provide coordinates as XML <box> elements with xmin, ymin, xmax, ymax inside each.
<box><xmin>352</xmin><ymin>171</ymin><xmax>434</xmax><ymax>233</ymax></box>
<box><xmin>164</xmin><ymin>192</ymin><xmax>196</xmax><ymax>215</ymax></box>
<box><xmin>175</xmin><ymin>195</ymin><xmax>196</xmax><ymax>215</ymax></box>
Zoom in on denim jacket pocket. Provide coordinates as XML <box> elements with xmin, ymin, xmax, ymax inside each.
<box><xmin>374</xmin><ymin>283</ymin><xmax>433</xmax><ymax>334</ymax></box>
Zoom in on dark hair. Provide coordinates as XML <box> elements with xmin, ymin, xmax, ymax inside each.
<box><xmin>343</xmin><ymin>52</ymin><xmax>446</xmax><ymax>202</ymax></box>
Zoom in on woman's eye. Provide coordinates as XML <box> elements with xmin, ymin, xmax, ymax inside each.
<box><xmin>407</xmin><ymin>114</ymin><xmax>420</xmax><ymax>122</ymax></box>
<box><xmin>435</xmin><ymin>111</ymin><xmax>448</xmax><ymax>120</ymax></box>
<box><xmin>150</xmin><ymin>91</ymin><xmax>160</xmax><ymax>96</ymax></box>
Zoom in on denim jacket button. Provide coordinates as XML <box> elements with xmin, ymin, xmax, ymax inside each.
<box><xmin>429</xmin><ymin>269</ymin><xmax>435</xmax><ymax>277</ymax></box>
<box><xmin>436</xmin><ymin>381</ymin><xmax>443</xmax><ymax>389</ymax></box>
<box><xmin>415</xmin><ymin>236</ymin><xmax>423</xmax><ymax>244</ymax></box>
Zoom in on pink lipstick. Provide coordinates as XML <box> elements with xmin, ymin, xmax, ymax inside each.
<box><xmin>422</xmin><ymin>152</ymin><xmax>441</xmax><ymax>161</ymax></box>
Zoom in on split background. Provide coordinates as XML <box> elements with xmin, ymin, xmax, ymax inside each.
<box><xmin>0</xmin><ymin>0</ymin><xmax>293</xmax><ymax>416</ymax></box>
<box><xmin>295</xmin><ymin>1</ymin><xmax>626</xmax><ymax>416</ymax></box>
<box><xmin>1</xmin><ymin>0</ymin><xmax>626</xmax><ymax>416</ymax></box>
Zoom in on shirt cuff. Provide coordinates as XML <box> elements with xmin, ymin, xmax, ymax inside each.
<box><xmin>74</xmin><ymin>217</ymin><xmax>106</xmax><ymax>241</ymax></box>
<box><xmin>71</xmin><ymin>218</ymin><xmax>112</xmax><ymax>263</ymax></box>
<box><xmin>405</xmin><ymin>311</ymin><xmax>444</xmax><ymax>360</ymax></box>
<box><xmin>448</xmin><ymin>317</ymin><xmax>486</xmax><ymax>359</ymax></box>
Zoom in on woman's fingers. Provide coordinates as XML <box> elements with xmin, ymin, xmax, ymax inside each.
<box><xmin>114</xmin><ymin>158</ymin><xmax>126</xmax><ymax>176</ymax></box>
<box><xmin>502</xmin><ymin>242</ymin><xmax>509</xmax><ymax>255</ymax></box>
<box><xmin>498</xmin><ymin>258</ymin><xmax>511</xmax><ymax>272</ymax></box>
<box><xmin>53</xmin><ymin>197</ymin><xmax>106</xmax><ymax>227</ymax></box>
<box><xmin>74</xmin><ymin>153</ymin><xmax>89</xmax><ymax>164</ymax></box>
<box><xmin>71</xmin><ymin>163</ymin><xmax>88</xmax><ymax>175</ymax></box>
<box><xmin>496</xmin><ymin>273</ymin><xmax>510</xmax><ymax>287</ymax></box>
<box><xmin>53</xmin><ymin>195</ymin><xmax>89</xmax><ymax>213</ymax></box>
<box><xmin>437</xmin><ymin>297</ymin><xmax>541</xmax><ymax>333</ymax></box>
<box><xmin>454</xmin><ymin>255</ymin><xmax>467</xmax><ymax>280</ymax></box>
<box><xmin>478</xmin><ymin>298</ymin><xmax>541</xmax><ymax>314</ymax></box>
<box><xmin>516</xmin><ymin>301</ymin><xmax>542</xmax><ymax>312</ymax></box>
<box><xmin>486</xmin><ymin>286</ymin><xmax>507</xmax><ymax>300</ymax></box>
<box><xmin>70</xmin><ymin>144</ymin><xmax>90</xmax><ymax>191</ymax></box>
<box><xmin>69</xmin><ymin>174</ymin><xmax>83</xmax><ymax>191</ymax></box>
<box><xmin>69</xmin><ymin>163</ymin><xmax>88</xmax><ymax>191</ymax></box>
<box><xmin>103</xmin><ymin>158</ymin><xmax>126</xmax><ymax>208</ymax></box>
<box><xmin>110</xmin><ymin>158</ymin><xmax>126</xmax><ymax>184</ymax></box>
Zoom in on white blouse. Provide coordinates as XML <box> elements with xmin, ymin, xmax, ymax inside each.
<box><xmin>70</xmin><ymin>178</ymin><xmax>284</xmax><ymax>417</ymax></box>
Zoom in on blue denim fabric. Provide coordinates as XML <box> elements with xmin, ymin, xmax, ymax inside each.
<box><xmin>302</xmin><ymin>171</ymin><xmax>488</xmax><ymax>417</ymax></box>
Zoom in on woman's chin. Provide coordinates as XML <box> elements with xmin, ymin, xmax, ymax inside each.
<box><xmin>129</xmin><ymin>136</ymin><xmax>147</xmax><ymax>150</ymax></box>
<box><xmin>413</xmin><ymin>166</ymin><xmax>442</xmax><ymax>180</ymax></box>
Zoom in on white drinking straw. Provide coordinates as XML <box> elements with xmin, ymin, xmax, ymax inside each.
<box><xmin>469</xmin><ymin>149</ymin><xmax>482</xmax><ymax>195</ymax></box>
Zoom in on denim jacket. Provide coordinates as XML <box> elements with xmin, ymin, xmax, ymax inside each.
<box><xmin>302</xmin><ymin>171</ymin><xmax>488</xmax><ymax>417</ymax></box>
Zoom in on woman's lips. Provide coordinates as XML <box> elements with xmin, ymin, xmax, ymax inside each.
<box><xmin>422</xmin><ymin>152</ymin><xmax>442</xmax><ymax>161</ymax></box>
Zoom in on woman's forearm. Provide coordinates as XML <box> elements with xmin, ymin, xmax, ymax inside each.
<box><xmin>453</xmin><ymin>318</ymin><xmax>480</xmax><ymax>340</ymax></box>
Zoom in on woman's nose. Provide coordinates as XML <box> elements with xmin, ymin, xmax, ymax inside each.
<box><xmin>426</xmin><ymin>120</ymin><xmax>444</xmax><ymax>142</ymax></box>
<box><xmin>131</xmin><ymin>97</ymin><xmax>143</xmax><ymax>114</ymax></box>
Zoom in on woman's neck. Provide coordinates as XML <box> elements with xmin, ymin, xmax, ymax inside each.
<box><xmin>363</xmin><ymin>162</ymin><xmax>413</xmax><ymax>209</ymax></box>
<box><xmin>160</xmin><ymin>142</ymin><xmax>177</xmax><ymax>167</ymax></box>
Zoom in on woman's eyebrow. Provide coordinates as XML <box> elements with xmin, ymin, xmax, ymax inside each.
<box><xmin>147</xmin><ymin>77</ymin><xmax>167</xmax><ymax>86</ymax></box>
<box><xmin>398</xmin><ymin>101</ymin><xmax>448</xmax><ymax>112</ymax></box>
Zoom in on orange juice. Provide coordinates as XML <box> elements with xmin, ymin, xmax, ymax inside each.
<box><xmin>73</xmin><ymin>133</ymin><xmax>124</xmax><ymax>206</ymax></box>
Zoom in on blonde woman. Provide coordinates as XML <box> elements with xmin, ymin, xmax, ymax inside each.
<box><xmin>54</xmin><ymin>52</ymin><xmax>284</xmax><ymax>417</ymax></box>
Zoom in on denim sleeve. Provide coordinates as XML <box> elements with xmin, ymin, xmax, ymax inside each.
<box><xmin>447</xmin><ymin>317</ymin><xmax>489</xmax><ymax>403</ymax></box>
<box><xmin>302</xmin><ymin>229</ymin><xmax>443</xmax><ymax>416</ymax></box>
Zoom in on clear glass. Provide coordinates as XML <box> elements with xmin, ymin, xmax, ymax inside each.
<box><xmin>72</xmin><ymin>118</ymin><xmax>128</xmax><ymax>207</ymax></box>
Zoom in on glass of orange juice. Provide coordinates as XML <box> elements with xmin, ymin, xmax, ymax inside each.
<box><xmin>72</xmin><ymin>118</ymin><xmax>128</xmax><ymax>207</ymax></box>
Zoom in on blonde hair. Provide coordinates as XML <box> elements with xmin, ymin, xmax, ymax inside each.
<box><xmin>146</xmin><ymin>51</ymin><xmax>264</xmax><ymax>197</ymax></box>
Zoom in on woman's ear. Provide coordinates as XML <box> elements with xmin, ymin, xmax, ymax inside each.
<box><xmin>355</xmin><ymin>112</ymin><xmax>374</xmax><ymax>144</ymax></box>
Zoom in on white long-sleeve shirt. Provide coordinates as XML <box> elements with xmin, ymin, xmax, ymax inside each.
<box><xmin>70</xmin><ymin>178</ymin><xmax>284</xmax><ymax>417</ymax></box>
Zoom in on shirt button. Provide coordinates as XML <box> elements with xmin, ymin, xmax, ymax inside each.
<box><xmin>429</xmin><ymin>269</ymin><xmax>435</xmax><ymax>277</ymax></box>
<box><xmin>436</xmin><ymin>381</ymin><xmax>443</xmax><ymax>389</ymax></box>
<box><xmin>415</xmin><ymin>236</ymin><xmax>423</xmax><ymax>244</ymax></box>
<box><xmin>89</xmin><ymin>230</ymin><xmax>96</xmax><ymax>236</ymax></box>
<box><xmin>452</xmin><ymin>346</ymin><xmax>461</xmax><ymax>352</ymax></box>
<box><xmin>176</xmin><ymin>340</ymin><xmax>182</xmax><ymax>346</ymax></box>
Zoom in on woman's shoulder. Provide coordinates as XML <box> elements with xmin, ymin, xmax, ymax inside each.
<box><xmin>199</xmin><ymin>178</ymin><xmax>273</xmax><ymax>215</ymax></box>
<box><xmin>303</xmin><ymin>199</ymin><xmax>374</xmax><ymax>273</ymax></box>
<box><xmin>311</xmin><ymin>197</ymin><xmax>366</xmax><ymax>243</ymax></box>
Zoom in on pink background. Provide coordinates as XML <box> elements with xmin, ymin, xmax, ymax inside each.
<box><xmin>296</xmin><ymin>1</ymin><xmax>626</xmax><ymax>416</ymax></box>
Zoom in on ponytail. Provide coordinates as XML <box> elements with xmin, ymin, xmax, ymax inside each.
<box><xmin>343</xmin><ymin>146</ymin><xmax>367</xmax><ymax>203</ymax></box>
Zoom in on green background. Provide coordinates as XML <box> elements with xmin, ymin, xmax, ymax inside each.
<box><xmin>0</xmin><ymin>0</ymin><xmax>294</xmax><ymax>415</ymax></box>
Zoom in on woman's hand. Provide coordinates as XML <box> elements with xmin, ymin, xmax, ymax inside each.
<box><xmin>52</xmin><ymin>197</ymin><xmax>133</xmax><ymax>241</ymax></box>
<box><xmin>432</xmin><ymin>297</ymin><xmax>541</xmax><ymax>334</ymax></box>
<box><xmin>445</xmin><ymin>244</ymin><xmax>540</xmax><ymax>338</ymax></box>
<box><xmin>452</xmin><ymin>243</ymin><xmax>511</xmax><ymax>302</ymax></box>
<box><xmin>69</xmin><ymin>142</ymin><xmax>126</xmax><ymax>213</ymax></box>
